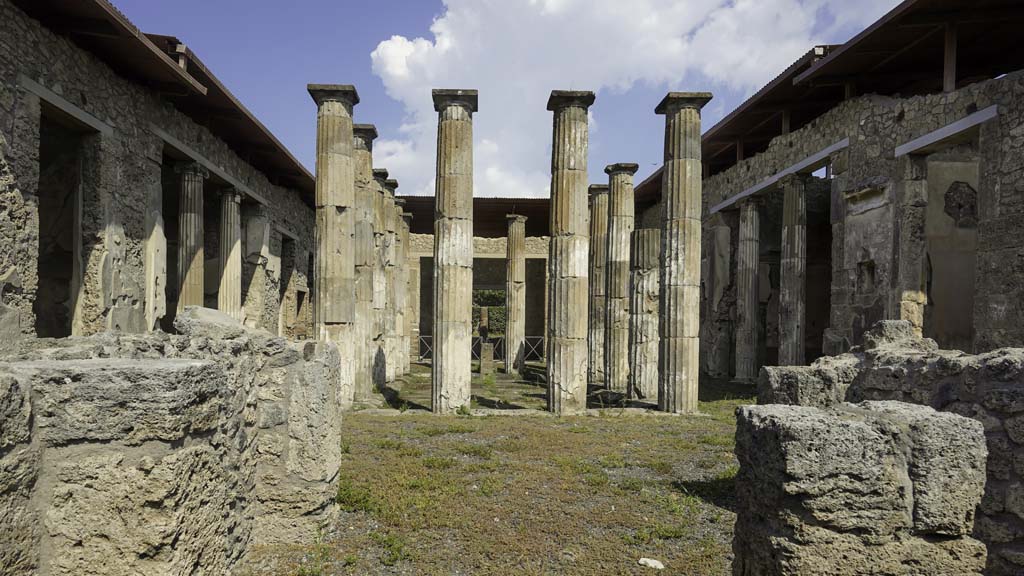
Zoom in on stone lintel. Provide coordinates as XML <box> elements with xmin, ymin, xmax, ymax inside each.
<box><xmin>655</xmin><ymin>92</ymin><xmax>713</xmax><ymax>115</ymax></box>
<box><xmin>432</xmin><ymin>89</ymin><xmax>479</xmax><ymax>113</ymax></box>
<box><xmin>605</xmin><ymin>163</ymin><xmax>639</xmax><ymax>176</ymax></box>
<box><xmin>354</xmin><ymin>123</ymin><xmax>378</xmax><ymax>142</ymax></box>
<box><xmin>588</xmin><ymin>184</ymin><xmax>610</xmax><ymax>197</ymax></box>
<box><xmin>307</xmin><ymin>84</ymin><xmax>360</xmax><ymax>107</ymax></box>
<box><xmin>547</xmin><ymin>90</ymin><xmax>596</xmax><ymax>111</ymax></box>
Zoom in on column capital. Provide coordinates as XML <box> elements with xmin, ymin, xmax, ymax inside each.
<box><xmin>739</xmin><ymin>195</ymin><xmax>764</xmax><ymax>209</ymax></box>
<box><xmin>221</xmin><ymin>187</ymin><xmax>243</xmax><ymax>203</ymax></box>
<box><xmin>547</xmin><ymin>90</ymin><xmax>596</xmax><ymax>111</ymax></box>
<box><xmin>354</xmin><ymin>124</ymin><xmax>378</xmax><ymax>150</ymax></box>
<box><xmin>174</xmin><ymin>160</ymin><xmax>209</xmax><ymax>179</ymax></box>
<box><xmin>605</xmin><ymin>163</ymin><xmax>639</xmax><ymax>176</ymax></box>
<box><xmin>655</xmin><ymin>92</ymin><xmax>713</xmax><ymax>115</ymax></box>
<box><xmin>384</xmin><ymin>179</ymin><xmax>399</xmax><ymax>194</ymax></box>
<box><xmin>307</xmin><ymin>84</ymin><xmax>360</xmax><ymax>107</ymax></box>
<box><xmin>588</xmin><ymin>184</ymin><xmax>609</xmax><ymax>198</ymax></box>
<box><xmin>372</xmin><ymin>168</ymin><xmax>389</xmax><ymax>182</ymax></box>
<box><xmin>777</xmin><ymin>172</ymin><xmax>810</xmax><ymax>189</ymax></box>
<box><xmin>401</xmin><ymin>212</ymin><xmax>413</xmax><ymax>223</ymax></box>
<box><xmin>394</xmin><ymin>198</ymin><xmax>406</xmax><ymax>208</ymax></box>
<box><xmin>507</xmin><ymin>214</ymin><xmax>528</xmax><ymax>224</ymax></box>
<box><xmin>432</xmin><ymin>89</ymin><xmax>479</xmax><ymax>113</ymax></box>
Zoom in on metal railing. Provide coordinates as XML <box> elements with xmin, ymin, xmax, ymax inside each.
<box><xmin>418</xmin><ymin>335</ymin><xmax>546</xmax><ymax>362</ymax></box>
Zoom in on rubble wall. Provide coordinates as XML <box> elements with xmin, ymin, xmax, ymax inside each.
<box><xmin>0</xmin><ymin>308</ymin><xmax>342</xmax><ymax>575</ymax></box>
<box><xmin>759</xmin><ymin>320</ymin><xmax>1024</xmax><ymax>575</ymax></box>
<box><xmin>0</xmin><ymin>0</ymin><xmax>314</xmax><ymax>338</ymax></box>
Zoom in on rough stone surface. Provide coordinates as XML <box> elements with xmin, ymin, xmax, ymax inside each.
<box><xmin>734</xmin><ymin>401</ymin><xmax>987</xmax><ymax>576</ymax></box>
<box><xmin>0</xmin><ymin>311</ymin><xmax>342</xmax><ymax>575</ymax></box>
<box><xmin>588</xmin><ymin>184</ymin><xmax>609</xmax><ymax>387</ymax></box>
<box><xmin>758</xmin><ymin>319</ymin><xmax>1024</xmax><ymax>574</ymax></box>
<box><xmin>628</xmin><ymin>229</ymin><xmax>660</xmax><ymax>400</ymax></box>
<box><xmin>605</xmin><ymin>164</ymin><xmax>637</xmax><ymax>395</ymax></box>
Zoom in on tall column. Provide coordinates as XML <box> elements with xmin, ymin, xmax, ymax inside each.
<box><xmin>308</xmin><ymin>83</ymin><xmax>359</xmax><ymax>408</ymax></box>
<box><xmin>734</xmin><ymin>198</ymin><xmax>760</xmax><ymax>381</ymax></box>
<box><xmin>546</xmin><ymin>90</ymin><xmax>595</xmax><ymax>415</ymax></box>
<box><xmin>353</xmin><ymin>124</ymin><xmax>378</xmax><ymax>401</ymax></box>
<box><xmin>393</xmin><ymin>199</ymin><xmax>407</xmax><ymax>377</ymax></box>
<box><xmin>656</xmin><ymin>92</ymin><xmax>712</xmax><ymax>414</ymax></box>
<box><xmin>175</xmin><ymin>161</ymin><xmax>208</xmax><ymax>311</ymax></box>
<box><xmin>629</xmin><ymin>229</ymin><xmax>660</xmax><ymax>400</ymax></box>
<box><xmin>432</xmin><ymin>89</ymin><xmax>478</xmax><ymax>415</ymax></box>
<box><xmin>505</xmin><ymin>215</ymin><xmax>527</xmax><ymax>376</ymax></box>
<box><xmin>218</xmin><ymin>188</ymin><xmax>243</xmax><ymax>320</ymax></box>
<box><xmin>371</xmin><ymin>168</ymin><xmax>389</xmax><ymax>389</ymax></box>
<box><xmin>384</xmin><ymin>179</ymin><xmax>399</xmax><ymax>384</ymax></box>
<box><xmin>588</xmin><ymin>184</ymin><xmax>609</xmax><ymax>387</ymax></box>
<box><xmin>605</xmin><ymin>163</ymin><xmax>638</xmax><ymax>395</ymax></box>
<box><xmin>400</xmin><ymin>211</ymin><xmax>414</xmax><ymax>375</ymax></box>
<box><xmin>778</xmin><ymin>173</ymin><xmax>806</xmax><ymax>366</ymax></box>
<box><xmin>896</xmin><ymin>155</ymin><xmax>928</xmax><ymax>337</ymax></box>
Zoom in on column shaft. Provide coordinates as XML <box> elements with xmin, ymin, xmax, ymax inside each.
<box><xmin>432</xmin><ymin>90</ymin><xmax>477</xmax><ymax>414</ymax></box>
<box><xmin>353</xmin><ymin>125</ymin><xmax>377</xmax><ymax>401</ymax></box>
<box><xmin>605</xmin><ymin>164</ymin><xmax>638</xmax><ymax>395</ymax></box>
<box><xmin>656</xmin><ymin>92</ymin><xmax>712</xmax><ymax>414</ymax></box>
<box><xmin>734</xmin><ymin>199</ymin><xmax>760</xmax><ymax>380</ymax></box>
<box><xmin>896</xmin><ymin>155</ymin><xmax>928</xmax><ymax>337</ymax></box>
<box><xmin>588</xmin><ymin>185</ymin><xmax>609</xmax><ymax>386</ymax></box>
<box><xmin>399</xmin><ymin>212</ymin><xmax>413</xmax><ymax>375</ymax></box>
<box><xmin>505</xmin><ymin>215</ymin><xmax>527</xmax><ymax>375</ymax></box>
<box><xmin>176</xmin><ymin>162</ymin><xmax>207</xmax><ymax>311</ymax></box>
<box><xmin>218</xmin><ymin>189</ymin><xmax>243</xmax><ymax>320</ymax></box>
<box><xmin>779</xmin><ymin>174</ymin><xmax>807</xmax><ymax>366</ymax></box>
<box><xmin>546</xmin><ymin>91</ymin><xmax>595</xmax><ymax>415</ymax></box>
<box><xmin>629</xmin><ymin>229</ymin><xmax>660</xmax><ymax>400</ymax></box>
<box><xmin>371</xmin><ymin>169</ymin><xmax>388</xmax><ymax>390</ymax></box>
<box><xmin>383</xmin><ymin>181</ymin><xmax>398</xmax><ymax>384</ymax></box>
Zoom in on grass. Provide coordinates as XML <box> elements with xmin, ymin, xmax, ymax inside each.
<box><xmin>240</xmin><ymin>375</ymin><xmax>754</xmax><ymax>576</ymax></box>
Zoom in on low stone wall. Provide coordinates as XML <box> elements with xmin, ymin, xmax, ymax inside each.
<box><xmin>735</xmin><ymin>401</ymin><xmax>988</xmax><ymax>575</ymax></box>
<box><xmin>758</xmin><ymin>320</ymin><xmax>1024</xmax><ymax>575</ymax></box>
<box><xmin>0</xmin><ymin>308</ymin><xmax>342</xmax><ymax>575</ymax></box>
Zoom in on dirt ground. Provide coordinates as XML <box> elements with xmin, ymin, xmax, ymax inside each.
<box><xmin>241</xmin><ymin>363</ymin><xmax>755</xmax><ymax>576</ymax></box>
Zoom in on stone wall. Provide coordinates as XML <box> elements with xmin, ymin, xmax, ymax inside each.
<box><xmin>0</xmin><ymin>308</ymin><xmax>341</xmax><ymax>575</ymax></box>
<box><xmin>408</xmin><ymin>232</ymin><xmax>549</xmax><ymax>257</ymax></box>
<box><xmin>759</xmin><ymin>320</ymin><xmax>1024</xmax><ymax>575</ymax></box>
<box><xmin>735</xmin><ymin>401</ymin><xmax>988</xmax><ymax>575</ymax></box>
<box><xmin>0</xmin><ymin>0</ymin><xmax>314</xmax><ymax>338</ymax></box>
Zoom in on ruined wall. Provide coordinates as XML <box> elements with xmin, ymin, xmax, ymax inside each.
<box><xmin>759</xmin><ymin>320</ymin><xmax>1024</xmax><ymax>575</ymax></box>
<box><xmin>0</xmin><ymin>308</ymin><xmax>341</xmax><ymax>575</ymax></box>
<box><xmin>0</xmin><ymin>0</ymin><xmax>314</xmax><ymax>338</ymax></box>
<box><xmin>408</xmin><ymin>232</ymin><xmax>549</xmax><ymax>258</ymax></box>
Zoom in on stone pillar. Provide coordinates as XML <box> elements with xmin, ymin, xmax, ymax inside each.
<box><xmin>371</xmin><ymin>168</ymin><xmax>388</xmax><ymax>389</ymax></box>
<box><xmin>734</xmin><ymin>198</ymin><xmax>760</xmax><ymax>381</ymax></box>
<box><xmin>656</xmin><ymin>92</ymin><xmax>712</xmax><ymax>414</ymax></box>
<box><xmin>505</xmin><ymin>215</ymin><xmax>527</xmax><ymax>376</ymax></box>
<box><xmin>896</xmin><ymin>155</ymin><xmax>928</xmax><ymax>337</ymax></box>
<box><xmin>628</xmin><ymin>229</ymin><xmax>660</xmax><ymax>400</ymax></box>
<box><xmin>393</xmin><ymin>199</ymin><xmax>407</xmax><ymax>377</ymax></box>
<box><xmin>175</xmin><ymin>161</ymin><xmax>208</xmax><ymax>311</ymax></box>
<box><xmin>218</xmin><ymin>188</ymin><xmax>243</xmax><ymax>320</ymax></box>
<box><xmin>546</xmin><ymin>90</ymin><xmax>595</xmax><ymax>415</ymax></box>
<box><xmin>353</xmin><ymin>124</ymin><xmax>378</xmax><ymax>401</ymax></box>
<box><xmin>604</xmin><ymin>163</ymin><xmax>638</xmax><ymax>395</ymax></box>
<box><xmin>384</xmin><ymin>179</ymin><xmax>399</xmax><ymax>384</ymax></box>
<box><xmin>408</xmin><ymin>243</ymin><xmax>421</xmax><ymax>364</ymax></box>
<box><xmin>400</xmin><ymin>211</ymin><xmax>414</xmax><ymax>375</ymax></box>
<box><xmin>308</xmin><ymin>83</ymin><xmax>359</xmax><ymax>408</ymax></box>
<box><xmin>431</xmin><ymin>89</ymin><xmax>478</xmax><ymax>415</ymax></box>
<box><xmin>778</xmin><ymin>173</ymin><xmax>806</xmax><ymax>366</ymax></box>
<box><xmin>588</xmin><ymin>184</ymin><xmax>609</xmax><ymax>387</ymax></box>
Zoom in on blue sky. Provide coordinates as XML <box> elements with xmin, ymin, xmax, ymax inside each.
<box><xmin>113</xmin><ymin>0</ymin><xmax>900</xmax><ymax>197</ymax></box>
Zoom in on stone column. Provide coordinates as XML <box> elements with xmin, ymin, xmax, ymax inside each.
<box><xmin>308</xmin><ymin>83</ymin><xmax>359</xmax><ymax>408</ymax></box>
<box><xmin>896</xmin><ymin>155</ymin><xmax>928</xmax><ymax>337</ymax></box>
<box><xmin>175</xmin><ymin>161</ymin><xmax>208</xmax><ymax>312</ymax></box>
<box><xmin>604</xmin><ymin>163</ymin><xmax>638</xmax><ymax>395</ymax></box>
<box><xmin>588</xmin><ymin>184</ymin><xmax>609</xmax><ymax>387</ymax></box>
<box><xmin>400</xmin><ymin>211</ymin><xmax>414</xmax><ymax>375</ymax></box>
<box><xmin>546</xmin><ymin>90</ymin><xmax>595</xmax><ymax>415</ymax></box>
<box><xmin>432</xmin><ymin>89</ymin><xmax>478</xmax><ymax>414</ymax></box>
<box><xmin>629</xmin><ymin>229</ymin><xmax>660</xmax><ymax>400</ymax></box>
<box><xmin>505</xmin><ymin>215</ymin><xmax>527</xmax><ymax>376</ymax></box>
<box><xmin>371</xmin><ymin>168</ymin><xmax>389</xmax><ymax>389</ymax></box>
<box><xmin>384</xmin><ymin>179</ymin><xmax>399</xmax><ymax>384</ymax></box>
<box><xmin>734</xmin><ymin>198</ymin><xmax>760</xmax><ymax>381</ymax></box>
<box><xmin>353</xmin><ymin>124</ymin><xmax>378</xmax><ymax>401</ymax></box>
<box><xmin>218</xmin><ymin>188</ymin><xmax>243</xmax><ymax>320</ymax></box>
<box><xmin>778</xmin><ymin>173</ymin><xmax>806</xmax><ymax>366</ymax></box>
<box><xmin>656</xmin><ymin>92</ymin><xmax>712</xmax><ymax>414</ymax></box>
<box><xmin>393</xmin><ymin>199</ymin><xmax>407</xmax><ymax>377</ymax></box>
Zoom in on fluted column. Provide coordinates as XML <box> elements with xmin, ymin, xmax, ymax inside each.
<box><xmin>588</xmin><ymin>184</ymin><xmax>609</xmax><ymax>387</ymax></box>
<box><xmin>605</xmin><ymin>163</ymin><xmax>638</xmax><ymax>395</ymax></box>
<box><xmin>734</xmin><ymin>198</ymin><xmax>761</xmax><ymax>381</ymax></box>
<box><xmin>384</xmin><ymin>179</ymin><xmax>399</xmax><ymax>384</ymax></box>
<box><xmin>371</xmin><ymin>168</ymin><xmax>389</xmax><ymax>389</ymax></box>
<box><xmin>218</xmin><ymin>188</ymin><xmax>243</xmax><ymax>320</ymax></box>
<box><xmin>432</xmin><ymin>89</ymin><xmax>478</xmax><ymax>415</ymax></box>
<box><xmin>505</xmin><ymin>215</ymin><xmax>527</xmax><ymax>376</ymax></box>
<box><xmin>656</xmin><ymin>92</ymin><xmax>712</xmax><ymax>414</ymax></box>
<box><xmin>393</xmin><ymin>199</ymin><xmax>407</xmax><ymax>377</ymax></box>
<box><xmin>400</xmin><ymin>211</ymin><xmax>414</xmax><ymax>375</ymax></box>
<box><xmin>353</xmin><ymin>124</ymin><xmax>378</xmax><ymax>401</ymax></box>
<box><xmin>778</xmin><ymin>173</ymin><xmax>807</xmax><ymax>366</ymax></box>
<box><xmin>546</xmin><ymin>90</ymin><xmax>595</xmax><ymax>415</ymax></box>
<box><xmin>175</xmin><ymin>161</ymin><xmax>208</xmax><ymax>312</ymax></box>
<box><xmin>629</xmin><ymin>229</ymin><xmax>660</xmax><ymax>400</ymax></box>
<box><xmin>308</xmin><ymin>83</ymin><xmax>359</xmax><ymax>408</ymax></box>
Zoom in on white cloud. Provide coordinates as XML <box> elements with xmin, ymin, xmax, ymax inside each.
<box><xmin>370</xmin><ymin>0</ymin><xmax>899</xmax><ymax>198</ymax></box>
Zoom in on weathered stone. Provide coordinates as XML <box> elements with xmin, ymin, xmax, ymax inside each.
<box><xmin>505</xmin><ymin>215</ymin><xmax>527</xmax><ymax>375</ymax></box>
<box><xmin>175</xmin><ymin>161</ymin><xmax>209</xmax><ymax>312</ymax></box>
<box><xmin>353</xmin><ymin>124</ymin><xmax>378</xmax><ymax>402</ymax></box>
<box><xmin>173</xmin><ymin>305</ymin><xmax>249</xmax><ymax>340</ymax></box>
<box><xmin>629</xmin><ymin>229</ymin><xmax>660</xmax><ymax>400</ymax></box>
<box><xmin>588</xmin><ymin>184</ymin><xmax>609</xmax><ymax>387</ymax></box>
<box><xmin>734</xmin><ymin>199</ymin><xmax>759</xmax><ymax>381</ymax></box>
<box><xmin>605</xmin><ymin>164</ymin><xmax>637</xmax><ymax>395</ymax></box>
